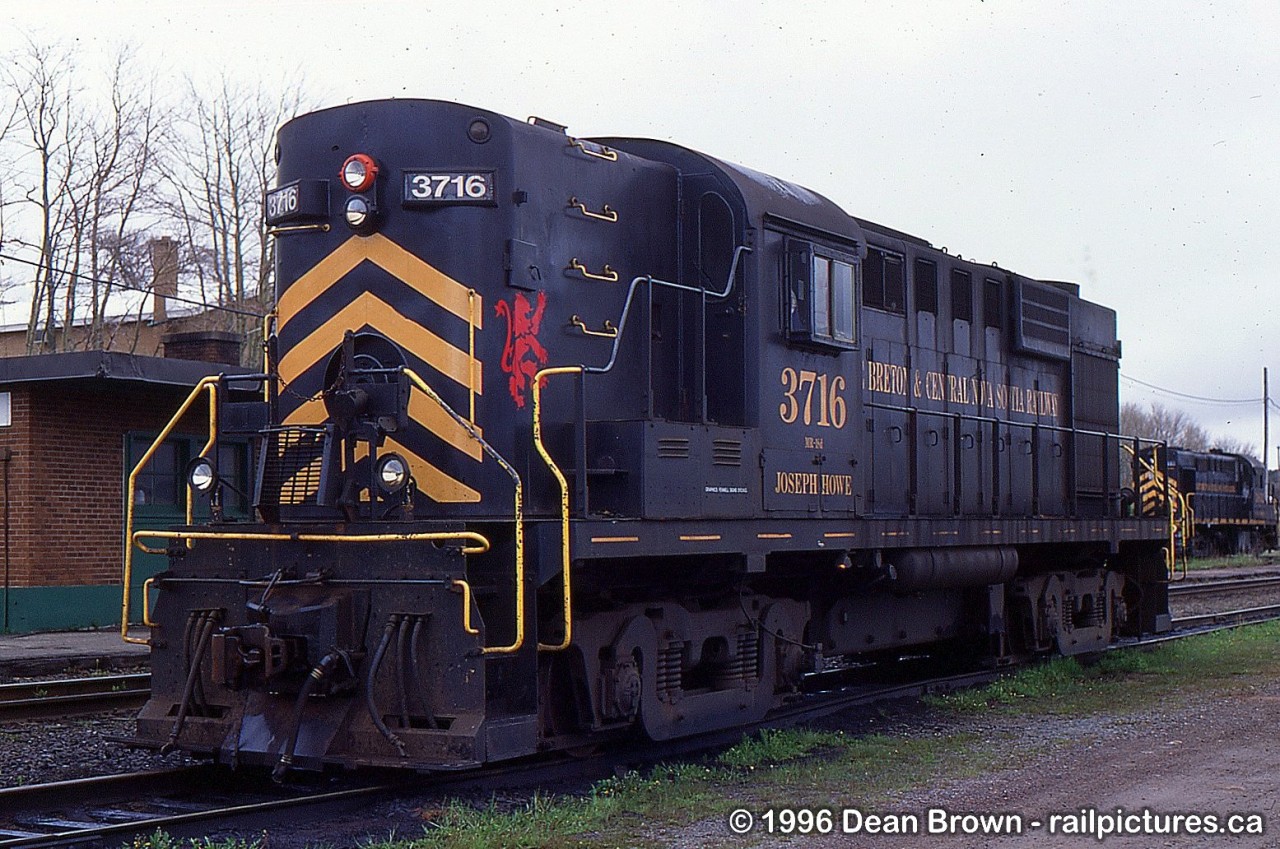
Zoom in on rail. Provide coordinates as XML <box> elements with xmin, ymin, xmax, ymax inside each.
<box><xmin>0</xmin><ymin>673</ymin><xmax>151</xmax><ymax>721</ymax></box>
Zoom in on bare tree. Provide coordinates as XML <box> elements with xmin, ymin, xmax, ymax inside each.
<box><xmin>0</xmin><ymin>66</ymin><xmax>20</xmax><ymax>307</ymax></box>
<box><xmin>4</xmin><ymin>39</ymin><xmax>84</xmax><ymax>352</ymax></box>
<box><xmin>2</xmin><ymin>40</ymin><xmax>162</xmax><ymax>353</ymax></box>
<box><xmin>1210</xmin><ymin>435</ymin><xmax>1260</xmax><ymax>463</ymax></box>
<box><xmin>1121</xmin><ymin>401</ymin><xmax>1210</xmax><ymax>450</ymax></box>
<box><xmin>159</xmin><ymin>73</ymin><xmax>308</xmax><ymax>360</ymax></box>
<box><xmin>1122</xmin><ymin>400</ymin><xmax>1262</xmax><ymax>462</ymax></box>
<box><xmin>77</xmin><ymin>48</ymin><xmax>162</xmax><ymax>351</ymax></box>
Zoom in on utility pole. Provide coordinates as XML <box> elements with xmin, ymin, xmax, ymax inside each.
<box><xmin>1265</xmin><ymin>367</ymin><xmax>1270</xmax><ymax>477</ymax></box>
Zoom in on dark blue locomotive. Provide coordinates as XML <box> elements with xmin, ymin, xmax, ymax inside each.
<box><xmin>128</xmin><ymin>99</ymin><xmax>1170</xmax><ymax>774</ymax></box>
<box><xmin>1147</xmin><ymin>446</ymin><xmax>1276</xmax><ymax>555</ymax></box>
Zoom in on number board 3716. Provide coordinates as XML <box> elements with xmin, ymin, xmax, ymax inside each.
<box><xmin>402</xmin><ymin>170</ymin><xmax>496</xmax><ymax>205</ymax></box>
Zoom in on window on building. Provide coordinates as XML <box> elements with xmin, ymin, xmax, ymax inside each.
<box><xmin>951</xmin><ymin>269</ymin><xmax>973</xmax><ymax>322</ymax></box>
<box><xmin>914</xmin><ymin>259</ymin><xmax>938</xmax><ymax>314</ymax></box>
<box><xmin>785</xmin><ymin>238</ymin><xmax>858</xmax><ymax>349</ymax></box>
<box><xmin>127</xmin><ymin>434</ymin><xmax>253</xmax><ymax>517</ymax></box>
<box><xmin>863</xmin><ymin>247</ymin><xmax>905</xmax><ymax>314</ymax></box>
<box><xmin>0</xmin><ymin>392</ymin><xmax>10</xmax><ymax>427</ymax></box>
<box><xmin>129</xmin><ymin>439</ymin><xmax>183</xmax><ymax>507</ymax></box>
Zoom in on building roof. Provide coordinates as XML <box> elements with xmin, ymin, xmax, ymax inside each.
<box><xmin>0</xmin><ymin>351</ymin><xmax>253</xmax><ymax>387</ymax></box>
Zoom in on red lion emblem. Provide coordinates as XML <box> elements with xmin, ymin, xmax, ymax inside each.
<box><xmin>495</xmin><ymin>291</ymin><xmax>548</xmax><ymax>408</ymax></box>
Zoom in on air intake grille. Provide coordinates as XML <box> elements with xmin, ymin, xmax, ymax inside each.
<box><xmin>259</xmin><ymin>427</ymin><xmax>329</xmax><ymax>506</ymax></box>
<box><xmin>656</xmin><ymin>438</ymin><xmax>690</xmax><ymax>459</ymax></box>
<box><xmin>712</xmin><ymin>439</ymin><xmax>743</xmax><ymax>466</ymax></box>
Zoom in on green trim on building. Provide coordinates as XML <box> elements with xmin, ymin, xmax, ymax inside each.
<box><xmin>2</xmin><ymin>583</ymin><xmax>152</xmax><ymax>634</ymax></box>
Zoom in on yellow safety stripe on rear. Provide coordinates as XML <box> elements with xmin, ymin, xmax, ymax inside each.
<box><xmin>278</xmin><ymin>291</ymin><xmax>482</xmax><ymax>394</ymax></box>
<box><xmin>354</xmin><ymin>439</ymin><xmax>481</xmax><ymax>503</ymax></box>
<box><xmin>277</xmin><ymin>232</ymin><xmax>481</xmax><ymax>331</ymax></box>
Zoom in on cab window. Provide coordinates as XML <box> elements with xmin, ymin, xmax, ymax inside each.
<box><xmin>785</xmin><ymin>238</ymin><xmax>858</xmax><ymax>349</ymax></box>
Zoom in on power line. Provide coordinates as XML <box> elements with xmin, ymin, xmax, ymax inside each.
<box><xmin>1120</xmin><ymin>373</ymin><xmax>1262</xmax><ymax>406</ymax></box>
<box><xmin>0</xmin><ymin>250</ymin><xmax>267</xmax><ymax>319</ymax></box>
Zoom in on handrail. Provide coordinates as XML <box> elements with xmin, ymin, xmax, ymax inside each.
<box><xmin>261</xmin><ymin>311</ymin><xmax>274</xmax><ymax>393</ymax></box>
<box><xmin>133</xmin><ymin>528</ymin><xmax>491</xmax><ymax>556</ymax></box>
<box><xmin>581</xmin><ymin>245</ymin><xmax>751</xmax><ymax>375</ymax></box>
<box><xmin>121</xmin><ymin>376</ymin><xmax>220</xmax><ymax>644</ymax></box>
<box><xmin>532</xmin><ymin>366</ymin><xmax>582</xmax><ymax>651</ymax></box>
<box><xmin>401</xmin><ymin>368</ymin><xmax>526</xmax><ymax>655</ymax></box>
<box><xmin>184</xmin><ymin>390</ymin><xmax>221</xmax><ymax>543</ymax></box>
<box><xmin>1126</xmin><ymin>444</ymin><xmax>1193</xmax><ymax>578</ymax></box>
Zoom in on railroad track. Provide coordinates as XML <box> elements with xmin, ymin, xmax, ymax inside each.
<box><xmin>0</xmin><ymin>673</ymin><xmax>150</xmax><ymax>722</ymax></box>
<box><xmin>1170</xmin><ymin>603</ymin><xmax>1280</xmax><ymax>630</ymax></box>
<box><xmin>0</xmin><ymin>664</ymin><xmax>1001</xmax><ymax>849</ymax></box>
<box><xmin>0</xmin><ymin>766</ymin><xmax>399</xmax><ymax>849</ymax></box>
<box><xmin>5</xmin><ymin>609</ymin><xmax>1280</xmax><ymax>848</ymax></box>
<box><xmin>1168</xmin><ymin>575</ymin><xmax>1280</xmax><ymax>597</ymax></box>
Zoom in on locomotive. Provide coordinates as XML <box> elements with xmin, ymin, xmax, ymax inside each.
<box><xmin>126</xmin><ymin>99</ymin><xmax>1171</xmax><ymax>775</ymax></box>
<box><xmin>1142</xmin><ymin>446</ymin><xmax>1277</xmax><ymax>555</ymax></box>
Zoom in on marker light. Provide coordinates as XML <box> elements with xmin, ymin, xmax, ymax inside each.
<box><xmin>340</xmin><ymin>153</ymin><xmax>378</xmax><ymax>192</ymax></box>
<box><xmin>344</xmin><ymin>196</ymin><xmax>371</xmax><ymax>229</ymax></box>
<box><xmin>375</xmin><ymin>453</ymin><xmax>410</xmax><ymax>494</ymax></box>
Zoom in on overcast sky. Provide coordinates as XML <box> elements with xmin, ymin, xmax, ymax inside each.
<box><xmin>7</xmin><ymin>1</ymin><xmax>1279</xmax><ymax>456</ymax></box>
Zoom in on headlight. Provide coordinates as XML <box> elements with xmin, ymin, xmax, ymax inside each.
<box><xmin>188</xmin><ymin>457</ymin><xmax>216</xmax><ymax>494</ymax></box>
<box><xmin>340</xmin><ymin>153</ymin><xmax>378</xmax><ymax>192</ymax></box>
<box><xmin>375</xmin><ymin>453</ymin><xmax>409</xmax><ymax>494</ymax></box>
<box><xmin>344</xmin><ymin>196</ymin><xmax>371</xmax><ymax>229</ymax></box>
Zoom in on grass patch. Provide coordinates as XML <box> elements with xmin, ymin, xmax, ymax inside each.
<box><xmin>366</xmin><ymin>728</ymin><xmax>1003</xmax><ymax>849</ymax></box>
<box><xmin>126</xmin><ymin>831</ymin><xmax>262</xmax><ymax>849</ymax></box>
<box><xmin>1185</xmin><ymin>553</ymin><xmax>1278</xmax><ymax>571</ymax></box>
<box><xmin>935</xmin><ymin>619</ymin><xmax>1280</xmax><ymax>714</ymax></box>
<box><xmin>717</xmin><ymin>726</ymin><xmax>845</xmax><ymax>768</ymax></box>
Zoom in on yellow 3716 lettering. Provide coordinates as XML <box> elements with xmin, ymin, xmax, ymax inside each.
<box><xmin>779</xmin><ymin>367</ymin><xmax>847</xmax><ymax>428</ymax></box>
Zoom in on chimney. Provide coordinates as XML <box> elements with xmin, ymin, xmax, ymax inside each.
<box><xmin>149</xmin><ymin>236</ymin><xmax>179</xmax><ymax>323</ymax></box>
<box><xmin>162</xmin><ymin>330</ymin><xmax>243</xmax><ymax>365</ymax></box>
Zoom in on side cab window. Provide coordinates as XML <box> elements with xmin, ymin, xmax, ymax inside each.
<box><xmin>784</xmin><ymin>238</ymin><xmax>859</xmax><ymax>350</ymax></box>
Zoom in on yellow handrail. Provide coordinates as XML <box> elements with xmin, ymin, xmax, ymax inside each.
<box><xmin>1127</xmin><ymin>445</ymin><xmax>1193</xmax><ymax>579</ymax></box>
<box><xmin>402</xmin><ymin>368</ymin><xmax>526</xmax><ymax>655</ymax></box>
<box><xmin>184</xmin><ymin>390</ymin><xmax>221</xmax><ymax>544</ymax></box>
<box><xmin>121</xmin><ymin>376</ymin><xmax>219</xmax><ymax>644</ymax></box>
<box><xmin>262</xmin><ymin>310</ymin><xmax>277</xmax><ymax>402</ymax></box>
<box><xmin>141</xmin><ymin>576</ymin><xmax>158</xmax><ymax>628</ymax></box>
<box><xmin>532</xmin><ymin>366</ymin><xmax>582</xmax><ymax>651</ymax></box>
<box><xmin>452</xmin><ymin>579</ymin><xmax>480</xmax><ymax>635</ymax></box>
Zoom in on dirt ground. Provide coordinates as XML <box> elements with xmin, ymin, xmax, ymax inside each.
<box><xmin>676</xmin><ymin>677</ymin><xmax>1280</xmax><ymax>848</ymax></box>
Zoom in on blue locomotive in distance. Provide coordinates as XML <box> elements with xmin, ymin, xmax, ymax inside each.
<box><xmin>1144</xmin><ymin>446</ymin><xmax>1277</xmax><ymax>555</ymax></box>
<box><xmin>127</xmin><ymin>99</ymin><xmax>1171</xmax><ymax>775</ymax></box>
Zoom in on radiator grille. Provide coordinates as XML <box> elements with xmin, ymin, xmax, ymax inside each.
<box><xmin>1014</xmin><ymin>281</ymin><xmax>1072</xmax><ymax>360</ymax></box>
<box><xmin>259</xmin><ymin>427</ymin><xmax>329</xmax><ymax>506</ymax></box>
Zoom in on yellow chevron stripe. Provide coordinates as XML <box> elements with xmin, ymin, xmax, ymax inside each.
<box><xmin>278</xmin><ymin>232</ymin><xmax>481</xmax><ymax>332</ymax></box>
<box><xmin>278</xmin><ymin>291</ymin><xmax>482</xmax><ymax>395</ymax></box>
<box><xmin>282</xmin><ymin>394</ymin><xmax>484</xmax><ymax>462</ymax></box>
<box><xmin>354</xmin><ymin>439</ymin><xmax>481</xmax><ymax>503</ymax></box>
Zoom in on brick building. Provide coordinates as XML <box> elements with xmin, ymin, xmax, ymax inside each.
<box><xmin>0</xmin><ymin>350</ymin><xmax>251</xmax><ymax>633</ymax></box>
